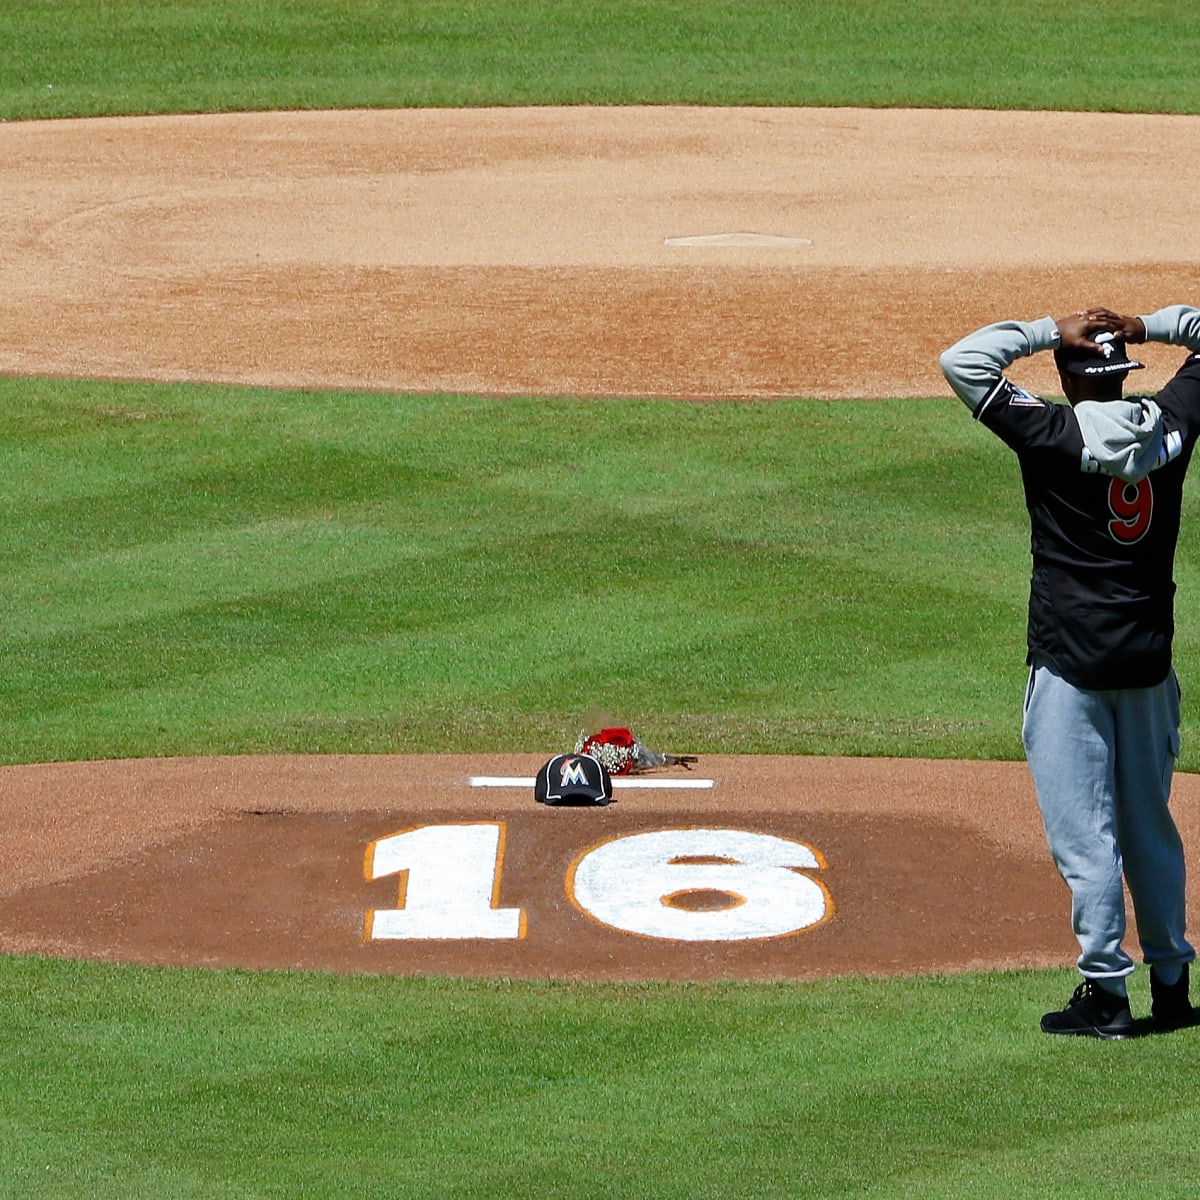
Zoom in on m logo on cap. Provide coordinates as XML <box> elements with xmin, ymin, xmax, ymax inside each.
<box><xmin>560</xmin><ymin>757</ymin><xmax>591</xmax><ymax>788</ymax></box>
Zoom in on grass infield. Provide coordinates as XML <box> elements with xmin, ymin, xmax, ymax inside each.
<box><xmin>7</xmin><ymin>378</ymin><xmax>1200</xmax><ymax>769</ymax></box>
<box><xmin>5</xmin><ymin>4</ymin><xmax>1200</xmax><ymax>1197</ymax></box>
<box><xmin>0</xmin><ymin>380</ymin><xmax>1036</xmax><ymax>766</ymax></box>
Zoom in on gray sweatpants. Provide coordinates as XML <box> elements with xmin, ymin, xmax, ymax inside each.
<box><xmin>1022</xmin><ymin>657</ymin><xmax>1194</xmax><ymax>981</ymax></box>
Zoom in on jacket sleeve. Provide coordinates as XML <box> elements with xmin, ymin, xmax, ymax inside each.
<box><xmin>939</xmin><ymin>316</ymin><xmax>1061</xmax><ymax>415</ymax></box>
<box><xmin>1138</xmin><ymin>305</ymin><xmax>1200</xmax><ymax>351</ymax></box>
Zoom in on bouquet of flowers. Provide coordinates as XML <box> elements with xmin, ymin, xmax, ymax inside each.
<box><xmin>572</xmin><ymin>726</ymin><xmax>698</xmax><ymax>776</ymax></box>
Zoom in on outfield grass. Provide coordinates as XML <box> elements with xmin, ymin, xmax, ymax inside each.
<box><xmin>1</xmin><ymin>955</ymin><xmax>1197</xmax><ymax>1200</ymax></box>
<box><xmin>1</xmin><ymin>0</ymin><xmax>1199</xmax><ymax>120</ymax></box>
<box><xmin>6</xmin><ymin>5</ymin><xmax>1200</xmax><ymax>1197</ymax></box>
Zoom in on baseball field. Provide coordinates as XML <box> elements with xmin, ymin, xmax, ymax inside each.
<box><xmin>3</xmin><ymin>2</ymin><xmax>1200</xmax><ymax>1197</ymax></box>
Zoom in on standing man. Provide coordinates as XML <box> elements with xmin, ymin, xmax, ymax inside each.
<box><xmin>940</xmin><ymin>304</ymin><xmax>1200</xmax><ymax>1038</ymax></box>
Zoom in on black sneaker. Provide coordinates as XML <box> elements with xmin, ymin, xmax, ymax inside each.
<box><xmin>1151</xmin><ymin>964</ymin><xmax>1194</xmax><ymax>1032</ymax></box>
<box><xmin>1040</xmin><ymin>979</ymin><xmax>1133</xmax><ymax>1039</ymax></box>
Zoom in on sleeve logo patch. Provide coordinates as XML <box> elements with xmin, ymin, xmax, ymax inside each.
<box><xmin>1005</xmin><ymin>385</ymin><xmax>1044</xmax><ymax>408</ymax></box>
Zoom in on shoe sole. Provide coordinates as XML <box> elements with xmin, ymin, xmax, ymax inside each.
<box><xmin>1040</xmin><ymin>1022</ymin><xmax>1132</xmax><ymax>1040</ymax></box>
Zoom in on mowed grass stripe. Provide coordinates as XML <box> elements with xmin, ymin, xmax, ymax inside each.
<box><xmin>2</xmin><ymin>0</ymin><xmax>1199</xmax><ymax>118</ymax></box>
<box><xmin>2</xmin><ymin>956</ymin><xmax>1199</xmax><ymax>1199</ymax></box>
<box><xmin>1</xmin><ymin>380</ymin><xmax>1056</xmax><ymax>764</ymax></box>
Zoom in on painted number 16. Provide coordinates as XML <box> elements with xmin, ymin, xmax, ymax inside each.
<box><xmin>364</xmin><ymin>823</ymin><xmax>830</xmax><ymax>943</ymax></box>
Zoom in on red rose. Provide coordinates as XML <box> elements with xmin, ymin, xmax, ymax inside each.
<box><xmin>591</xmin><ymin>727</ymin><xmax>635</xmax><ymax>747</ymax></box>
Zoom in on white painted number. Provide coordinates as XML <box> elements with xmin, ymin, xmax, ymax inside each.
<box><xmin>569</xmin><ymin>828</ymin><xmax>828</xmax><ymax>941</ymax></box>
<box><xmin>363</xmin><ymin>825</ymin><xmax>829</xmax><ymax>942</ymax></box>
<box><xmin>365</xmin><ymin>823</ymin><xmax>525</xmax><ymax>940</ymax></box>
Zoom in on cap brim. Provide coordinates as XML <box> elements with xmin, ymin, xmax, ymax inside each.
<box><xmin>1065</xmin><ymin>358</ymin><xmax>1144</xmax><ymax>376</ymax></box>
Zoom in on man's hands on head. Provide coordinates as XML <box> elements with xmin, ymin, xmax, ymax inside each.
<box><xmin>1056</xmin><ymin>307</ymin><xmax>1147</xmax><ymax>352</ymax></box>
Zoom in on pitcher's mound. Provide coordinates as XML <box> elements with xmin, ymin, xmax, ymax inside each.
<box><xmin>6</xmin><ymin>752</ymin><xmax>1183</xmax><ymax>981</ymax></box>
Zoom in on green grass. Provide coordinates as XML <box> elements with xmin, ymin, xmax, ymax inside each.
<box><xmin>0</xmin><ymin>377</ymin><xmax>1079</xmax><ymax>767</ymax></box>
<box><xmin>2</xmin><ymin>0</ymin><xmax>1199</xmax><ymax>120</ymax></box>
<box><xmin>6</xmin><ymin>8</ymin><xmax>1200</xmax><ymax>1197</ymax></box>
<box><xmin>11</xmin><ymin>377</ymin><xmax>1200</xmax><ymax>770</ymax></box>
<box><xmin>1</xmin><ymin>955</ymin><xmax>1198</xmax><ymax>1200</ymax></box>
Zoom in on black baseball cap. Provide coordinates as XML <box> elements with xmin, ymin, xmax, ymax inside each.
<box><xmin>1060</xmin><ymin>331</ymin><xmax>1144</xmax><ymax>377</ymax></box>
<box><xmin>534</xmin><ymin>753</ymin><xmax>613</xmax><ymax>806</ymax></box>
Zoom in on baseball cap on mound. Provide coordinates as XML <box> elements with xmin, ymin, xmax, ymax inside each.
<box><xmin>534</xmin><ymin>753</ymin><xmax>613</xmax><ymax>806</ymax></box>
<box><xmin>1061</xmin><ymin>331</ymin><xmax>1144</xmax><ymax>377</ymax></box>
